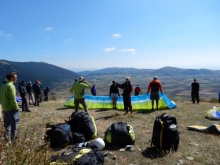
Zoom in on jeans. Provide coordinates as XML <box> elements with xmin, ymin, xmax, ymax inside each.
<box><xmin>3</xmin><ymin>110</ymin><xmax>20</xmax><ymax>141</ymax></box>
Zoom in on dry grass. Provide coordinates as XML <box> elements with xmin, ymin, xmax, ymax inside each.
<box><xmin>1</xmin><ymin>99</ymin><xmax>220</xmax><ymax>165</ymax></box>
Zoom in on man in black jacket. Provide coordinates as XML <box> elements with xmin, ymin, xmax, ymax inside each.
<box><xmin>109</xmin><ymin>80</ymin><xmax>120</xmax><ymax>109</ymax></box>
<box><xmin>116</xmin><ymin>77</ymin><xmax>133</xmax><ymax>114</ymax></box>
<box><xmin>26</xmin><ymin>81</ymin><xmax>34</xmax><ymax>105</ymax></box>
<box><xmin>33</xmin><ymin>80</ymin><xmax>41</xmax><ymax>106</ymax></box>
<box><xmin>191</xmin><ymin>78</ymin><xmax>200</xmax><ymax>104</ymax></box>
<box><xmin>18</xmin><ymin>81</ymin><xmax>31</xmax><ymax>112</ymax></box>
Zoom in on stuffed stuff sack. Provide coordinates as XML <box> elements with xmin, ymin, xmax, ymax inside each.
<box><xmin>59</xmin><ymin>143</ymin><xmax>104</xmax><ymax>165</ymax></box>
<box><xmin>45</xmin><ymin>123</ymin><xmax>73</xmax><ymax>149</ymax></box>
<box><xmin>67</xmin><ymin>112</ymin><xmax>98</xmax><ymax>143</ymax></box>
<box><xmin>104</xmin><ymin>122</ymin><xmax>135</xmax><ymax>147</ymax></box>
<box><xmin>151</xmin><ymin>113</ymin><xmax>179</xmax><ymax>152</ymax></box>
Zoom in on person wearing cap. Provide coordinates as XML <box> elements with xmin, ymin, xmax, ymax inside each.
<box><xmin>191</xmin><ymin>78</ymin><xmax>199</xmax><ymax>104</ymax></box>
<box><xmin>91</xmin><ymin>84</ymin><xmax>96</xmax><ymax>96</ymax></box>
<box><xmin>109</xmin><ymin>80</ymin><xmax>120</xmax><ymax>109</ymax></box>
<box><xmin>69</xmin><ymin>76</ymin><xmax>91</xmax><ymax>112</ymax></box>
<box><xmin>26</xmin><ymin>81</ymin><xmax>34</xmax><ymax>105</ymax></box>
<box><xmin>134</xmin><ymin>85</ymin><xmax>142</xmax><ymax>96</ymax></box>
<box><xmin>115</xmin><ymin>77</ymin><xmax>133</xmax><ymax>114</ymax></box>
<box><xmin>0</xmin><ymin>72</ymin><xmax>20</xmax><ymax>142</ymax></box>
<box><xmin>18</xmin><ymin>80</ymin><xmax>31</xmax><ymax>112</ymax></box>
<box><xmin>33</xmin><ymin>80</ymin><xmax>41</xmax><ymax>106</ymax></box>
<box><xmin>147</xmin><ymin>76</ymin><xmax>163</xmax><ymax>110</ymax></box>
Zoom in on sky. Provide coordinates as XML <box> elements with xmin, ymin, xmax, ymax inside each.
<box><xmin>0</xmin><ymin>0</ymin><xmax>220</xmax><ymax>71</ymax></box>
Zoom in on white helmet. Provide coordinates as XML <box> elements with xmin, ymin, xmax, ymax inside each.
<box><xmin>93</xmin><ymin>138</ymin><xmax>105</xmax><ymax>150</ymax></box>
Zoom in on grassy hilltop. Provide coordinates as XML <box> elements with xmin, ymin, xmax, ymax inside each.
<box><xmin>1</xmin><ymin>99</ymin><xmax>220</xmax><ymax>164</ymax></box>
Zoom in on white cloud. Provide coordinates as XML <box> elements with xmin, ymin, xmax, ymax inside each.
<box><xmin>111</xmin><ymin>33</ymin><xmax>121</xmax><ymax>38</ymax></box>
<box><xmin>0</xmin><ymin>31</ymin><xmax>3</xmax><ymax>36</ymax></box>
<box><xmin>6</xmin><ymin>34</ymin><xmax>11</xmax><ymax>37</ymax></box>
<box><xmin>46</xmin><ymin>27</ymin><xmax>52</xmax><ymax>31</ymax></box>
<box><xmin>42</xmin><ymin>54</ymin><xmax>50</xmax><ymax>58</ymax></box>
<box><xmin>121</xmin><ymin>48</ymin><xmax>136</xmax><ymax>54</ymax></box>
<box><xmin>104</xmin><ymin>47</ymin><xmax>115</xmax><ymax>53</ymax></box>
<box><xmin>64</xmin><ymin>39</ymin><xmax>72</xmax><ymax>43</ymax></box>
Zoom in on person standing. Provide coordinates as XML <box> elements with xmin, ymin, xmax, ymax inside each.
<box><xmin>116</xmin><ymin>77</ymin><xmax>133</xmax><ymax>114</ymax></box>
<box><xmin>33</xmin><ymin>80</ymin><xmax>41</xmax><ymax>106</ymax></box>
<box><xmin>26</xmin><ymin>81</ymin><xmax>34</xmax><ymax>105</ymax></box>
<box><xmin>91</xmin><ymin>84</ymin><xmax>96</xmax><ymax>96</ymax></box>
<box><xmin>0</xmin><ymin>72</ymin><xmax>20</xmax><ymax>142</ymax></box>
<box><xmin>147</xmin><ymin>76</ymin><xmax>163</xmax><ymax>110</ymax></box>
<box><xmin>134</xmin><ymin>85</ymin><xmax>142</xmax><ymax>96</ymax></box>
<box><xmin>18</xmin><ymin>81</ymin><xmax>31</xmax><ymax>112</ymax></box>
<box><xmin>43</xmin><ymin>86</ymin><xmax>50</xmax><ymax>101</ymax></box>
<box><xmin>219</xmin><ymin>91</ymin><xmax>220</xmax><ymax>103</ymax></box>
<box><xmin>109</xmin><ymin>80</ymin><xmax>120</xmax><ymax>109</ymax></box>
<box><xmin>191</xmin><ymin>78</ymin><xmax>199</xmax><ymax>104</ymax></box>
<box><xmin>69</xmin><ymin>76</ymin><xmax>91</xmax><ymax>112</ymax></box>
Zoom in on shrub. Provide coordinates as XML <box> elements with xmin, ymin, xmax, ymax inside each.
<box><xmin>209</xmin><ymin>97</ymin><xmax>218</xmax><ymax>103</ymax></box>
<box><xmin>49</xmin><ymin>96</ymin><xmax>57</xmax><ymax>101</ymax></box>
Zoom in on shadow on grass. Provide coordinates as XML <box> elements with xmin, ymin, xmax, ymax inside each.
<box><xmin>95</xmin><ymin>113</ymin><xmax>121</xmax><ymax>121</ymax></box>
<box><xmin>142</xmin><ymin>147</ymin><xmax>166</xmax><ymax>159</ymax></box>
<box><xmin>56</xmin><ymin>107</ymin><xmax>72</xmax><ymax>110</ymax></box>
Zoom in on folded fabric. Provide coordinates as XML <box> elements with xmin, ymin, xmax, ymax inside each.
<box><xmin>187</xmin><ymin>124</ymin><xmax>220</xmax><ymax>134</ymax></box>
<box><xmin>205</xmin><ymin>107</ymin><xmax>220</xmax><ymax>120</ymax></box>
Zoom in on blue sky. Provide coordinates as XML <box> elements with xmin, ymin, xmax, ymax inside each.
<box><xmin>0</xmin><ymin>0</ymin><xmax>220</xmax><ymax>71</ymax></box>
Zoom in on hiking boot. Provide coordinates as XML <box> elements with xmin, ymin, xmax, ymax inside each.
<box><xmin>26</xmin><ymin>110</ymin><xmax>31</xmax><ymax>112</ymax></box>
<box><xmin>130</xmin><ymin>110</ymin><xmax>133</xmax><ymax>114</ymax></box>
<box><xmin>124</xmin><ymin>111</ymin><xmax>128</xmax><ymax>115</ymax></box>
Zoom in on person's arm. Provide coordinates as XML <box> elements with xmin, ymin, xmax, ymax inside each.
<box><xmin>117</xmin><ymin>88</ymin><xmax>120</xmax><ymax>96</ymax></box>
<box><xmin>116</xmin><ymin>82</ymin><xmax>124</xmax><ymax>89</ymax></box>
<box><xmin>9</xmin><ymin>85</ymin><xmax>19</xmax><ymax>110</ymax></box>
<box><xmin>69</xmin><ymin>85</ymin><xmax>75</xmax><ymax>93</ymax></box>
<box><xmin>147</xmin><ymin>82</ymin><xmax>151</xmax><ymax>93</ymax></box>
<box><xmin>158</xmin><ymin>82</ymin><xmax>163</xmax><ymax>93</ymax></box>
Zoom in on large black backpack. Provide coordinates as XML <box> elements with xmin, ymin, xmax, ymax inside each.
<box><xmin>104</xmin><ymin>122</ymin><xmax>135</xmax><ymax>147</ymax></box>
<box><xmin>59</xmin><ymin>144</ymin><xmax>104</xmax><ymax>165</ymax></box>
<box><xmin>151</xmin><ymin>113</ymin><xmax>179</xmax><ymax>152</ymax></box>
<box><xmin>67</xmin><ymin>112</ymin><xmax>97</xmax><ymax>143</ymax></box>
<box><xmin>45</xmin><ymin>123</ymin><xmax>73</xmax><ymax>149</ymax></box>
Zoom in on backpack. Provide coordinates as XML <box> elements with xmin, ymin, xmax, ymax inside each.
<box><xmin>67</xmin><ymin>112</ymin><xmax>98</xmax><ymax>143</ymax></box>
<box><xmin>104</xmin><ymin>122</ymin><xmax>135</xmax><ymax>147</ymax></box>
<box><xmin>151</xmin><ymin>113</ymin><xmax>179</xmax><ymax>152</ymax></box>
<box><xmin>45</xmin><ymin>123</ymin><xmax>73</xmax><ymax>148</ymax></box>
<box><xmin>59</xmin><ymin>144</ymin><xmax>104</xmax><ymax>165</ymax></box>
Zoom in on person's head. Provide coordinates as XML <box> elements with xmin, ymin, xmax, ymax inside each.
<box><xmin>126</xmin><ymin>77</ymin><xmax>130</xmax><ymax>82</ymax></box>
<box><xmin>194</xmin><ymin>78</ymin><xmax>196</xmax><ymax>82</ymax></box>
<box><xmin>112</xmin><ymin>80</ymin><xmax>116</xmax><ymax>84</ymax></box>
<box><xmin>6</xmin><ymin>72</ymin><xmax>17</xmax><ymax>83</ymax></box>
<box><xmin>79</xmin><ymin>76</ymin><xmax>85</xmax><ymax>82</ymax></box>
<box><xmin>153</xmin><ymin>76</ymin><xmax>157</xmax><ymax>80</ymax></box>
<box><xmin>137</xmin><ymin>85</ymin><xmax>139</xmax><ymax>87</ymax></box>
<box><xmin>20</xmin><ymin>80</ymin><xmax>25</xmax><ymax>85</ymax></box>
<box><xmin>93</xmin><ymin>84</ymin><xmax>95</xmax><ymax>87</ymax></box>
<box><xmin>75</xmin><ymin>79</ymin><xmax>78</xmax><ymax>82</ymax></box>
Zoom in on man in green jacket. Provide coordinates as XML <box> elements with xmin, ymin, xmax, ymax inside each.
<box><xmin>69</xmin><ymin>76</ymin><xmax>91</xmax><ymax>112</ymax></box>
<box><xmin>0</xmin><ymin>72</ymin><xmax>20</xmax><ymax>142</ymax></box>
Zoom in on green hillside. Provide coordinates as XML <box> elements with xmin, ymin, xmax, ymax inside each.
<box><xmin>0</xmin><ymin>60</ymin><xmax>79</xmax><ymax>89</ymax></box>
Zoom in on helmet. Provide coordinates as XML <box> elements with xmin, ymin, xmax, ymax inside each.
<box><xmin>93</xmin><ymin>138</ymin><xmax>105</xmax><ymax>150</ymax></box>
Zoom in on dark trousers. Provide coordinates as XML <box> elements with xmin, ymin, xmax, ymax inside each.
<box><xmin>191</xmin><ymin>91</ymin><xmax>199</xmax><ymax>103</ymax></box>
<box><xmin>123</xmin><ymin>94</ymin><xmax>132</xmax><ymax>112</ymax></box>
<box><xmin>21</xmin><ymin>95</ymin><xmax>29</xmax><ymax>111</ymax></box>
<box><xmin>34</xmin><ymin>93</ymin><xmax>40</xmax><ymax>106</ymax></box>
<box><xmin>74</xmin><ymin>98</ymin><xmax>88</xmax><ymax>112</ymax></box>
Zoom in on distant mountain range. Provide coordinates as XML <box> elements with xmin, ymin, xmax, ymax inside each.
<box><xmin>77</xmin><ymin>66</ymin><xmax>220</xmax><ymax>76</ymax></box>
<box><xmin>0</xmin><ymin>60</ymin><xmax>79</xmax><ymax>89</ymax></box>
